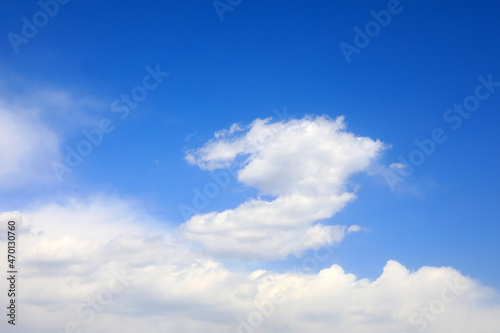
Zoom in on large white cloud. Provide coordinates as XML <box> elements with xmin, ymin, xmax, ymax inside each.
<box><xmin>182</xmin><ymin>116</ymin><xmax>385</xmax><ymax>259</ymax></box>
<box><xmin>1</xmin><ymin>198</ymin><xmax>500</xmax><ymax>333</ymax></box>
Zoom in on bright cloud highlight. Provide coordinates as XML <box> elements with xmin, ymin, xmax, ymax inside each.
<box><xmin>182</xmin><ymin>116</ymin><xmax>385</xmax><ymax>259</ymax></box>
<box><xmin>1</xmin><ymin>198</ymin><xmax>499</xmax><ymax>333</ymax></box>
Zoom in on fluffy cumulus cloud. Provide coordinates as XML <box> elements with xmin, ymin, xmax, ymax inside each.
<box><xmin>2</xmin><ymin>112</ymin><xmax>499</xmax><ymax>332</ymax></box>
<box><xmin>182</xmin><ymin>116</ymin><xmax>385</xmax><ymax>259</ymax></box>
<box><xmin>1</xmin><ymin>198</ymin><xmax>500</xmax><ymax>333</ymax></box>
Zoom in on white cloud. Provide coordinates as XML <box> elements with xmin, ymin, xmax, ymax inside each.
<box><xmin>0</xmin><ymin>101</ymin><xmax>61</xmax><ymax>188</ymax></box>
<box><xmin>1</xmin><ymin>197</ymin><xmax>500</xmax><ymax>333</ymax></box>
<box><xmin>0</xmin><ymin>82</ymin><xmax>108</xmax><ymax>189</ymax></box>
<box><xmin>182</xmin><ymin>116</ymin><xmax>385</xmax><ymax>259</ymax></box>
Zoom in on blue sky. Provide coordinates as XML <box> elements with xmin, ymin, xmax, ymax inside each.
<box><xmin>1</xmin><ymin>1</ymin><xmax>500</xmax><ymax>332</ymax></box>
